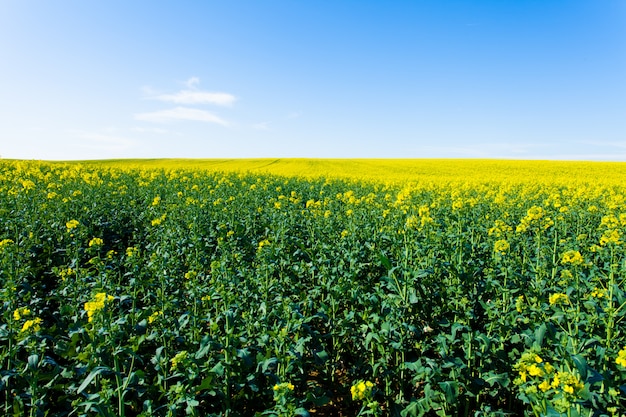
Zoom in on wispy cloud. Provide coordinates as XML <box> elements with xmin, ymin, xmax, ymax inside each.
<box><xmin>145</xmin><ymin>77</ymin><xmax>236</xmax><ymax>106</ymax></box>
<box><xmin>131</xmin><ymin>127</ymin><xmax>174</xmax><ymax>134</ymax></box>
<box><xmin>153</xmin><ymin>90</ymin><xmax>236</xmax><ymax>106</ymax></box>
<box><xmin>185</xmin><ymin>77</ymin><xmax>200</xmax><ymax>89</ymax></box>
<box><xmin>253</xmin><ymin>121</ymin><xmax>270</xmax><ymax>131</ymax></box>
<box><xmin>134</xmin><ymin>107</ymin><xmax>229</xmax><ymax>125</ymax></box>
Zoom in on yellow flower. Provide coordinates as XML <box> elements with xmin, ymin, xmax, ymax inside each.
<box><xmin>84</xmin><ymin>292</ymin><xmax>114</xmax><ymax>322</ymax></box>
<box><xmin>151</xmin><ymin>214</ymin><xmax>166</xmax><ymax>226</ymax></box>
<box><xmin>257</xmin><ymin>239</ymin><xmax>271</xmax><ymax>252</ymax></box>
<box><xmin>528</xmin><ymin>364</ymin><xmax>544</xmax><ymax>377</ymax></box>
<box><xmin>600</xmin><ymin>229</ymin><xmax>622</xmax><ymax>246</ymax></box>
<box><xmin>148</xmin><ymin>311</ymin><xmax>163</xmax><ymax>324</ymax></box>
<box><xmin>126</xmin><ymin>247</ymin><xmax>139</xmax><ymax>257</ymax></box>
<box><xmin>13</xmin><ymin>307</ymin><xmax>31</xmax><ymax>321</ymax></box>
<box><xmin>590</xmin><ymin>287</ymin><xmax>607</xmax><ymax>299</ymax></box>
<box><xmin>20</xmin><ymin>317</ymin><xmax>42</xmax><ymax>333</ymax></box>
<box><xmin>0</xmin><ymin>238</ymin><xmax>15</xmax><ymax>249</ymax></box>
<box><xmin>616</xmin><ymin>346</ymin><xmax>626</xmax><ymax>367</ymax></box>
<box><xmin>494</xmin><ymin>239</ymin><xmax>510</xmax><ymax>254</ymax></box>
<box><xmin>88</xmin><ymin>237</ymin><xmax>103</xmax><ymax>247</ymax></box>
<box><xmin>561</xmin><ymin>250</ymin><xmax>583</xmax><ymax>265</ymax></box>
<box><xmin>350</xmin><ymin>380</ymin><xmax>374</xmax><ymax>401</ymax></box>
<box><xmin>170</xmin><ymin>351</ymin><xmax>188</xmax><ymax>370</ymax></box>
<box><xmin>273</xmin><ymin>382</ymin><xmax>295</xmax><ymax>392</ymax></box>
<box><xmin>538</xmin><ymin>380</ymin><xmax>551</xmax><ymax>392</ymax></box>
<box><xmin>66</xmin><ymin>219</ymin><xmax>80</xmax><ymax>231</ymax></box>
<box><xmin>549</xmin><ymin>293</ymin><xmax>569</xmax><ymax>305</ymax></box>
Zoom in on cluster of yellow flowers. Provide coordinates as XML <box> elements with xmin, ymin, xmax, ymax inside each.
<box><xmin>13</xmin><ymin>307</ymin><xmax>43</xmax><ymax>334</ymax></box>
<box><xmin>549</xmin><ymin>293</ymin><xmax>569</xmax><ymax>306</ymax></box>
<box><xmin>13</xmin><ymin>307</ymin><xmax>31</xmax><ymax>321</ymax></box>
<box><xmin>514</xmin><ymin>350</ymin><xmax>584</xmax><ymax>412</ymax></box>
<box><xmin>516</xmin><ymin>206</ymin><xmax>553</xmax><ymax>233</ymax></box>
<box><xmin>350</xmin><ymin>380</ymin><xmax>374</xmax><ymax>401</ymax></box>
<box><xmin>151</xmin><ymin>213</ymin><xmax>167</xmax><ymax>226</ymax></box>
<box><xmin>493</xmin><ymin>239</ymin><xmax>510</xmax><ymax>255</ymax></box>
<box><xmin>590</xmin><ymin>287</ymin><xmax>608</xmax><ymax>299</ymax></box>
<box><xmin>617</xmin><ymin>346</ymin><xmax>626</xmax><ymax>367</ymax></box>
<box><xmin>488</xmin><ymin>219</ymin><xmax>512</xmax><ymax>237</ymax></box>
<box><xmin>170</xmin><ymin>350</ymin><xmax>188</xmax><ymax>371</ymax></box>
<box><xmin>0</xmin><ymin>238</ymin><xmax>14</xmax><ymax>249</ymax></box>
<box><xmin>84</xmin><ymin>292</ymin><xmax>114</xmax><ymax>322</ymax></box>
<box><xmin>88</xmin><ymin>237</ymin><xmax>103</xmax><ymax>247</ymax></box>
<box><xmin>66</xmin><ymin>219</ymin><xmax>80</xmax><ymax>231</ymax></box>
<box><xmin>561</xmin><ymin>250</ymin><xmax>584</xmax><ymax>266</ymax></box>
<box><xmin>148</xmin><ymin>311</ymin><xmax>163</xmax><ymax>324</ymax></box>
<box><xmin>21</xmin><ymin>318</ymin><xmax>43</xmax><ymax>333</ymax></box>
<box><xmin>125</xmin><ymin>246</ymin><xmax>139</xmax><ymax>258</ymax></box>
<box><xmin>257</xmin><ymin>239</ymin><xmax>271</xmax><ymax>252</ymax></box>
<box><xmin>599</xmin><ymin>214</ymin><xmax>625</xmax><ymax>246</ymax></box>
<box><xmin>272</xmin><ymin>382</ymin><xmax>295</xmax><ymax>392</ymax></box>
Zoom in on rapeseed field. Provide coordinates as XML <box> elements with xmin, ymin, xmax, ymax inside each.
<box><xmin>1</xmin><ymin>159</ymin><xmax>625</xmax><ymax>416</ymax></box>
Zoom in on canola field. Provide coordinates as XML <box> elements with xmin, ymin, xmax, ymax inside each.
<box><xmin>1</xmin><ymin>158</ymin><xmax>626</xmax><ymax>417</ymax></box>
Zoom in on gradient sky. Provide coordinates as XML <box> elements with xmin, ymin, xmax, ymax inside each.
<box><xmin>1</xmin><ymin>1</ymin><xmax>626</xmax><ymax>160</ymax></box>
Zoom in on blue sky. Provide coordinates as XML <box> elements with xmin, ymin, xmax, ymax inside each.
<box><xmin>1</xmin><ymin>1</ymin><xmax>625</xmax><ymax>160</ymax></box>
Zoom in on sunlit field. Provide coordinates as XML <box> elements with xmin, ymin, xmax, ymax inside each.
<box><xmin>1</xmin><ymin>159</ymin><xmax>625</xmax><ymax>416</ymax></box>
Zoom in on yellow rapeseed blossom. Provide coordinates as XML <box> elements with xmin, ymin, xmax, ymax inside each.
<box><xmin>549</xmin><ymin>293</ymin><xmax>569</xmax><ymax>305</ymax></box>
<box><xmin>151</xmin><ymin>213</ymin><xmax>166</xmax><ymax>226</ymax></box>
<box><xmin>599</xmin><ymin>229</ymin><xmax>622</xmax><ymax>246</ymax></box>
<box><xmin>13</xmin><ymin>307</ymin><xmax>31</xmax><ymax>321</ymax></box>
<box><xmin>590</xmin><ymin>287</ymin><xmax>607</xmax><ymax>299</ymax></box>
<box><xmin>88</xmin><ymin>237</ymin><xmax>103</xmax><ymax>247</ymax></box>
<box><xmin>561</xmin><ymin>250</ymin><xmax>583</xmax><ymax>266</ymax></box>
<box><xmin>616</xmin><ymin>346</ymin><xmax>626</xmax><ymax>367</ymax></box>
<box><xmin>350</xmin><ymin>380</ymin><xmax>374</xmax><ymax>401</ymax></box>
<box><xmin>170</xmin><ymin>351</ymin><xmax>188</xmax><ymax>370</ymax></box>
<box><xmin>0</xmin><ymin>238</ymin><xmax>14</xmax><ymax>249</ymax></box>
<box><xmin>126</xmin><ymin>246</ymin><xmax>139</xmax><ymax>257</ymax></box>
<box><xmin>84</xmin><ymin>292</ymin><xmax>114</xmax><ymax>322</ymax></box>
<box><xmin>494</xmin><ymin>239</ymin><xmax>510</xmax><ymax>254</ymax></box>
<box><xmin>538</xmin><ymin>380</ymin><xmax>551</xmax><ymax>392</ymax></box>
<box><xmin>66</xmin><ymin>219</ymin><xmax>80</xmax><ymax>231</ymax></box>
<box><xmin>258</xmin><ymin>239</ymin><xmax>271</xmax><ymax>252</ymax></box>
<box><xmin>148</xmin><ymin>311</ymin><xmax>163</xmax><ymax>324</ymax></box>
<box><xmin>273</xmin><ymin>382</ymin><xmax>295</xmax><ymax>392</ymax></box>
<box><xmin>21</xmin><ymin>317</ymin><xmax>43</xmax><ymax>333</ymax></box>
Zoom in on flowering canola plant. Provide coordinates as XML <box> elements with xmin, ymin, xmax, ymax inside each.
<box><xmin>1</xmin><ymin>158</ymin><xmax>626</xmax><ymax>416</ymax></box>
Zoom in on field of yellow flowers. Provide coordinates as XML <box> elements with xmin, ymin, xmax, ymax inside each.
<box><xmin>1</xmin><ymin>159</ymin><xmax>626</xmax><ymax>416</ymax></box>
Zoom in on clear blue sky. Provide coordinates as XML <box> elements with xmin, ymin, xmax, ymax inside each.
<box><xmin>1</xmin><ymin>1</ymin><xmax>625</xmax><ymax>160</ymax></box>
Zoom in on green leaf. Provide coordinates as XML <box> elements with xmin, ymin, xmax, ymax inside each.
<box><xmin>438</xmin><ymin>381</ymin><xmax>458</xmax><ymax>404</ymax></box>
<box><xmin>533</xmin><ymin>323</ymin><xmax>547</xmax><ymax>348</ymax></box>
<box><xmin>571</xmin><ymin>354</ymin><xmax>587</xmax><ymax>380</ymax></box>
<box><xmin>76</xmin><ymin>366</ymin><xmax>111</xmax><ymax>395</ymax></box>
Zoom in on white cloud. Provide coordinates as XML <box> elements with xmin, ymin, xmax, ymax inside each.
<box><xmin>131</xmin><ymin>127</ymin><xmax>171</xmax><ymax>134</ymax></box>
<box><xmin>253</xmin><ymin>121</ymin><xmax>270</xmax><ymax>131</ymax></box>
<box><xmin>134</xmin><ymin>106</ymin><xmax>229</xmax><ymax>125</ymax></box>
<box><xmin>154</xmin><ymin>90</ymin><xmax>236</xmax><ymax>106</ymax></box>
<box><xmin>185</xmin><ymin>77</ymin><xmax>200</xmax><ymax>89</ymax></box>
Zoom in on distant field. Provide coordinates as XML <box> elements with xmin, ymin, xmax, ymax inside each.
<box><xmin>57</xmin><ymin>157</ymin><xmax>626</xmax><ymax>185</ymax></box>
